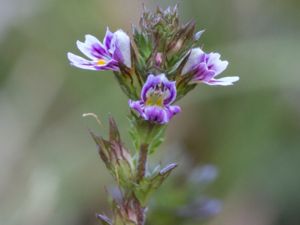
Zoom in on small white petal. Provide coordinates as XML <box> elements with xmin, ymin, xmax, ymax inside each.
<box><xmin>157</xmin><ymin>73</ymin><xmax>168</xmax><ymax>82</ymax></box>
<box><xmin>215</xmin><ymin>60</ymin><xmax>229</xmax><ymax>76</ymax></box>
<box><xmin>67</xmin><ymin>52</ymin><xmax>97</xmax><ymax>70</ymax></box>
<box><xmin>114</xmin><ymin>29</ymin><xmax>131</xmax><ymax>68</ymax></box>
<box><xmin>76</xmin><ymin>40</ymin><xmax>97</xmax><ymax>60</ymax></box>
<box><xmin>206</xmin><ymin>76</ymin><xmax>240</xmax><ymax>86</ymax></box>
<box><xmin>84</xmin><ymin>34</ymin><xmax>102</xmax><ymax>46</ymax></box>
<box><xmin>182</xmin><ymin>48</ymin><xmax>204</xmax><ymax>75</ymax></box>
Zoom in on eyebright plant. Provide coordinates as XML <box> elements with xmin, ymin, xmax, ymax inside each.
<box><xmin>68</xmin><ymin>5</ymin><xmax>239</xmax><ymax>225</ymax></box>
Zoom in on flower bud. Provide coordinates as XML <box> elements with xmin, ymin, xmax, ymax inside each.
<box><xmin>155</xmin><ymin>52</ymin><xmax>163</xmax><ymax>67</ymax></box>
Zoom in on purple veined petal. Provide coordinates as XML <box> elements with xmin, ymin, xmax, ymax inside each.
<box><xmin>77</xmin><ymin>35</ymin><xmax>109</xmax><ymax>60</ymax></box>
<box><xmin>128</xmin><ymin>100</ymin><xmax>145</xmax><ymax>117</ymax></box>
<box><xmin>94</xmin><ymin>59</ymin><xmax>119</xmax><ymax>71</ymax></box>
<box><xmin>206</xmin><ymin>52</ymin><xmax>221</xmax><ymax>64</ymax></box>
<box><xmin>156</xmin><ymin>73</ymin><xmax>169</xmax><ymax>83</ymax></box>
<box><xmin>165</xmin><ymin>105</ymin><xmax>181</xmax><ymax>122</ymax></box>
<box><xmin>76</xmin><ymin>40</ymin><xmax>96</xmax><ymax>60</ymax></box>
<box><xmin>206</xmin><ymin>52</ymin><xmax>228</xmax><ymax>76</ymax></box>
<box><xmin>213</xmin><ymin>60</ymin><xmax>228</xmax><ymax>76</ymax></box>
<box><xmin>68</xmin><ymin>52</ymin><xmax>118</xmax><ymax>71</ymax></box>
<box><xmin>141</xmin><ymin>73</ymin><xmax>175</xmax><ymax>104</ymax></box>
<box><xmin>113</xmin><ymin>29</ymin><xmax>131</xmax><ymax>68</ymax></box>
<box><xmin>163</xmin><ymin>80</ymin><xmax>177</xmax><ymax>105</ymax></box>
<box><xmin>182</xmin><ymin>48</ymin><xmax>204</xmax><ymax>75</ymax></box>
<box><xmin>129</xmin><ymin>73</ymin><xmax>181</xmax><ymax>124</ymax></box>
<box><xmin>204</xmin><ymin>76</ymin><xmax>240</xmax><ymax>86</ymax></box>
<box><xmin>141</xmin><ymin>74</ymin><xmax>161</xmax><ymax>101</ymax></box>
<box><xmin>84</xmin><ymin>34</ymin><xmax>107</xmax><ymax>53</ymax></box>
<box><xmin>194</xmin><ymin>62</ymin><xmax>216</xmax><ymax>81</ymax></box>
<box><xmin>103</xmin><ymin>27</ymin><xmax>114</xmax><ymax>50</ymax></box>
<box><xmin>67</xmin><ymin>52</ymin><xmax>98</xmax><ymax>70</ymax></box>
<box><xmin>144</xmin><ymin>105</ymin><xmax>169</xmax><ymax>124</ymax></box>
<box><xmin>166</xmin><ymin>105</ymin><xmax>181</xmax><ymax>118</ymax></box>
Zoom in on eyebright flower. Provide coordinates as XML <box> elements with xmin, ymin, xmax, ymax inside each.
<box><xmin>182</xmin><ymin>48</ymin><xmax>239</xmax><ymax>86</ymax></box>
<box><xmin>67</xmin><ymin>28</ymin><xmax>131</xmax><ymax>71</ymax></box>
<box><xmin>129</xmin><ymin>74</ymin><xmax>181</xmax><ymax>124</ymax></box>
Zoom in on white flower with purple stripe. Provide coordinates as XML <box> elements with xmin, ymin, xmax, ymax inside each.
<box><xmin>129</xmin><ymin>74</ymin><xmax>181</xmax><ymax>124</ymax></box>
<box><xmin>67</xmin><ymin>28</ymin><xmax>131</xmax><ymax>71</ymax></box>
<box><xmin>182</xmin><ymin>48</ymin><xmax>239</xmax><ymax>86</ymax></box>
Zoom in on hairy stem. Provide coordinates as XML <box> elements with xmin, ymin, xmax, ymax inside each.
<box><xmin>134</xmin><ymin>196</ymin><xmax>145</xmax><ymax>225</ymax></box>
<box><xmin>135</xmin><ymin>141</ymin><xmax>149</xmax><ymax>225</ymax></box>
<box><xmin>136</xmin><ymin>143</ymin><xmax>149</xmax><ymax>183</ymax></box>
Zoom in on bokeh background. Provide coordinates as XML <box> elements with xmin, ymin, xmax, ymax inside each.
<box><xmin>1</xmin><ymin>0</ymin><xmax>300</xmax><ymax>224</ymax></box>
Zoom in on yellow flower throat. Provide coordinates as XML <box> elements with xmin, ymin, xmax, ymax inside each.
<box><xmin>145</xmin><ymin>93</ymin><xmax>164</xmax><ymax>107</ymax></box>
<box><xmin>97</xmin><ymin>59</ymin><xmax>106</xmax><ymax>66</ymax></box>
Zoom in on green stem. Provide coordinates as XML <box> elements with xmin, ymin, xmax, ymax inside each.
<box><xmin>134</xmin><ymin>196</ymin><xmax>145</xmax><ymax>225</ymax></box>
<box><xmin>136</xmin><ymin>143</ymin><xmax>149</xmax><ymax>183</ymax></box>
<box><xmin>134</xmin><ymin>123</ymin><xmax>155</xmax><ymax>225</ymax></box>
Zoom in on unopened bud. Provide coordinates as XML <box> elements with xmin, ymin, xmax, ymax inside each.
<box><xmin>96</xmin><ymin>214</ymin><xmax>112</xmax><ymax>225</ymax></box>
<box><xmin>155</xmin><ymin>52</ymin><xmax>163</xmax><ymax>66</ymax></box>
<box><xmin>194</xmin><ymin>30</ymin><xmax>205</xmax><ymax>41</ymax></box>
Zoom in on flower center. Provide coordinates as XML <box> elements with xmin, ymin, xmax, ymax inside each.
<box><xmin>97</xmin><ymin>59</ymin><xmax>107</xmax><ymax>66</ymax></box>
<box><xmin>145</xmin><ymin>83</ymin><xmax>170</xmax><ymax>107</ymax></box>
<box><xmin>145</xmin><ymin>93</ymin><xmax>164</xmax><ymax>106</ymax></box>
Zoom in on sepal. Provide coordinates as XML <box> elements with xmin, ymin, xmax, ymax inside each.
<box><xmin>89</xmin><ymin>117</ymin><xmax>134</xmax><ymax>188</ymax></box>
<box><xmin>128</xmin><ymin>113</ymin><xmax>166</xmax><ymax>154</ymax></box>
<box><xmin>171</xmin><ymin>52</ymin><xmax>198</xmax><ymax>100</ymax></box>
<box><xmin>114</xmin><ymin>55</ymin><xmax>140</xmax><ymax>100</ymax></box>
<box><xmin>111</xmin><ymin>197</ymin><xmax>141</xmax><ymax>225</ymax></box>
<box><xmin>166</xmin><ymin>20</ymin><xmax>196</xmax><ymax>56</ymax></box>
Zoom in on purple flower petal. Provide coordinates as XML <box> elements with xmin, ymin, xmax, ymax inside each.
<box><xmin>67</xmin><ymin>53</ymin><xmax>119</xmax><ymax>71</ymax></box>
<box><xmin>76</xmin><ymin>35</ymin><xmax>108</xmax><ymax>59</ymax></box>
<box><xmin>144</xmin><ymin>106</ymin><xmax>169</xmax><ymax>124</ymax></box>
<box><xmin>206</xmin><ymin>52</ymin><xmax>228</xmax><ymax>76</ymax></box>
<box><xmin>166</xmin><ymin>105</ymin><xmax>181</xmax><ymax>118</ymax></box>
<box><xmin>113</xmin><ymin>30</ymin><xmax>131</xmax><ymax>68</ymax></box>
<box><xmin>182</xmin><ymin>48</ymin><xmax>204</xmax><ymax>75</ymax></box>
<box><xmin>163</xmin><ymin>80</ymin><xmax>177</xmax><ymax>105</ymax></box>
<box><xmin>141</xmin><ymin>74</ymin><xmax>176</xmax><ymax>105</ymax></box>
<box><xmin>182</xmin><ymin>47</ymin><xmax>239</xmax><ymax>86</ymax></box>
<box><xmin>128</xmin><ymin>100</ymin><xmax>144</xmax><ymax>116</ymax></box>
<box><xmin>141</xmin><ymin>74</ymin><xmax>159</xmax><ymax>102</ymax></box>
<box><xmin>103</xmin><ymin>27</ymin><xmax>114</xmax><ymax>50</ymax></box>
<box><xmin>129</xmin><ymin>74</ymin><xmax>180</xmax><ymax>124</ymax></box>
<box><xmin>204</xmin><ymin>76</ymin><xmax>240</xmax><ymax>86</ymax></box>
<box><xmin>67</xmin><ymin>52</ymin><xmax>98</xmax><ymax>70</ymax></box>
<box><xmin>67</xmin><ymin>28</ymin><xmax>131</xmax><ymax>72</ymax></box>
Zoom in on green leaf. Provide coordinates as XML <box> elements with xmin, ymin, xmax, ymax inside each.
<box><xmin>148</xmin><ymin>125</ymin><xmax>166</xmax><ymax>155</ymax></box>
<box><xmin>134</xmin><ymin>163</ymin><xmax>177</xmax><ymax>206</ymax></box>
<box><xmin>96</xmin><ymin>214</ymin><xmax>112</xmax><ymax>225</ymax></box>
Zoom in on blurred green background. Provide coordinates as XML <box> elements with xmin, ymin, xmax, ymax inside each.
<box><xmin>1</xmin><ymin>0</ymin><xmax>300</xmax><ymax>225</ymax></box>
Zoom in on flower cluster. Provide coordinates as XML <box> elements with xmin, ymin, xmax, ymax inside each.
<box><xmin>68</xmin><ymin>9</ymin><xmax>239</xmax><ymax>125</ymax></box>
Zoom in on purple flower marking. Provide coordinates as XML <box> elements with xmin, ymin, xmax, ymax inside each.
<box><xmin>129</xmin><ymin>74</ymin><xmax>181</xmax><ymax>124</ymax></box>
<box><xmin>182</xmin><ymin>48</ymin><xmax>239</xmax><ymax>86</ymax></box>
<box><xmin>67</xmin><ymin>28</ymin><xmax>131</xmax><ymax>71</ymax></box>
